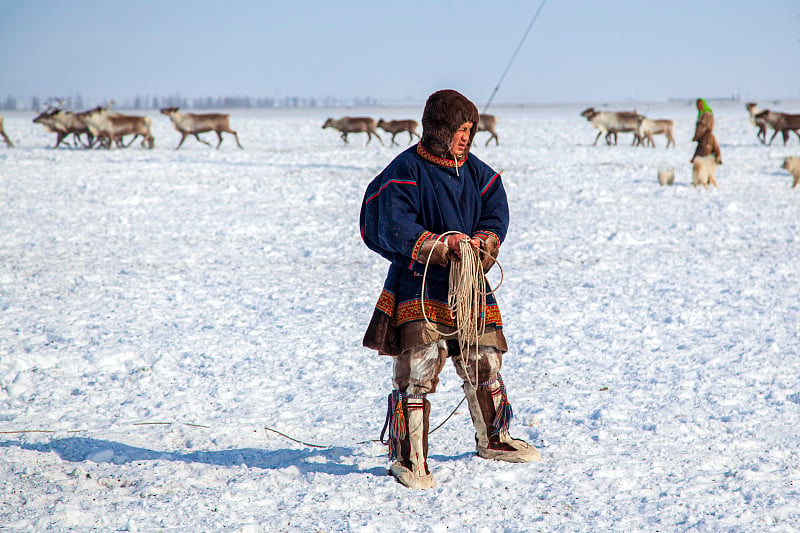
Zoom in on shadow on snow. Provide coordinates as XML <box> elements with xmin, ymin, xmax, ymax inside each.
<box><xmin>1</xmin><ymin>437</ymin><xmax>387</xmax><ymax>477</ymax></box>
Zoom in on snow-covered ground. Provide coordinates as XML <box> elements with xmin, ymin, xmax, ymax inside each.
<box><xmin>1</xmin><ymin>100</ymin><xmax>799</xmax><ymax>532</ymax></box>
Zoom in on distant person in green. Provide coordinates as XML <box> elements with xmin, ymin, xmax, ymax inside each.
<box><xmin>691</xmin><ymin>98</ymin><xmax>722</xmax><ymax>165</ymax></box>
<box><xmin>693</xmin><ymin>98</ymin><xmax>714</xmax><ymax>138</ymax></box>
<box><xmin>691</xmin><ymin>98</ymin><xmax>722</xmax><ymax>188</ymax></box>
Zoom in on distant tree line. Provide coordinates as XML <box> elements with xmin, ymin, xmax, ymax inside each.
<box><xmin>1</xmin><ymin>93</ymin><xmax>380</xmax><ymax>111</ymax></box>
<box><xmin>1</xmin><ymin>96</ymin><xmax>20</xmax><ymax>110</ymax></box>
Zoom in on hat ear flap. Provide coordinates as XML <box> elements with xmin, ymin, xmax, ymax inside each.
<box><xmin>467</xmin><ymin>115</ymin><xmax>478</xmax><ymax>149</ymax></box>
<box><xmin>421</xmin><ymin>89</ymin><xmax>479</xmax><ymax>158</ymax></box>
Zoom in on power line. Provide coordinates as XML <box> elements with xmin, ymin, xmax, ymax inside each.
<box><xmin>483</xmin><ymin>0</ymin><xmax>547</xmax><ymax>114</ymax></box>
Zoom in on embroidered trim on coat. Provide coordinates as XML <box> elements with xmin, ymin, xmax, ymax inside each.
<box><xmin>374</xmin><ymin>289</ymin><xmax>503</xmax><ymax>328</ymax></box>
<box><xmin>410</xmin><ymin>231</ymin><xmax>437</xmax><ymax>264</ymax></box>
<box><xmin>480</xmin><ymin>173</ymin><xmax>500</xmax><ymax>196</ymax></box>
<box><xmin>472</xmin><ymin>230</ymin><xmax>499</xmax><ymax>245</ymax></box>
<box><xmin>363</xmin><ymin>178</ymin><xmax>418</xmax><ymax>206</ymax></box>
<box><xmin>416</xmin><ymin>143</ymin><xmax>468</xmax><ymax>168</ymax></box>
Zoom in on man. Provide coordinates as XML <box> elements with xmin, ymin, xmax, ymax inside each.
<box><xmin>360</xmin><ymin>89</ymin><xmax>540</xmax><ymax>490</ymax></box>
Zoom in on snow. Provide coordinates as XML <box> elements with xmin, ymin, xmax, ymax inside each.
<box><xmin>1</xmin><ymin>100</ymin><xmax>799</xmax><ymax>531</ymax></box>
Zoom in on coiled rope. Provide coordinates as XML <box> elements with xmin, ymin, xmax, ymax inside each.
<box><xmin>421</xmin><ymin>232</ymin><xmax>503</xmax><ymax>386</ymax></box>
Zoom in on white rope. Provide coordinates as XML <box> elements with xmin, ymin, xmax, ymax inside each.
<box><xmin>420</xmin><ymin>232</ymin><xmax>504</xmax><ymax>385</ymax></box>
<box><xmin>448</xmin><ymin>239</ymin><xmax>487</xmax><ymax>352</ymax></box>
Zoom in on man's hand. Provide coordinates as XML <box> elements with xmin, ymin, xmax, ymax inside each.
<box><xmin>446</xmin><ymin>233</ymin><xmax>480</xmax><ymax>260</ymax></box>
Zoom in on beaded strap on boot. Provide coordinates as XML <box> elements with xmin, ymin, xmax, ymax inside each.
<box><xmin>379</xmin><ymin>391</ymin><xmax>428</xmax><ymax>462</ymax></box>
<box><xmin>380</xmin><ymin>390</ymin><xmax>406</xmax><ymax>461</ymax></box>
<box><xmin>468</xmin><ymin>375</ymin><xmax>542</xmax><ymax>463</ymax></box>
<box><xmin>382</xmin><ymin>391</ymin><xmax>436</xmax><ymax>489</ymax></box>
<box><xmin>478</xmin><ymin>374</ymin><xmax>513</xmax><ymax>436</ymax></box>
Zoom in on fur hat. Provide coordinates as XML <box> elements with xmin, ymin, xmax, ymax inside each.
<box><xmin>420</xmin><ymin>89</ymin><xmax>480</xmax><ymax>159</ymax></box>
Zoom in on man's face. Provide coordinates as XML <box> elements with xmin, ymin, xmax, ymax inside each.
<box><xmin>450</xmin><ymin>121</ymin><xmax>473</xmax><ymax>157</ymax></box>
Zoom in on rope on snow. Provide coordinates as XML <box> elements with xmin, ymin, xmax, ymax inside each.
<box><xmin>3</xmin><ymin>244</ymin><xmax>503</xmax><ymax>449</ymax></box>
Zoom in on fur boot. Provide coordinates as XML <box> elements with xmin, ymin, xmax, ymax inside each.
<box><xmin>463</xmin><ymin>375</ymin><xmax>541</xmax><ymax>462</ymax></box>
<box><xmin>381</xmin><ymin>391</ymin><xmax>435</xmax><ymax>489</ymax></box>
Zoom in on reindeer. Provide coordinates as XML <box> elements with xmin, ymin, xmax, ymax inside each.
<box><xmin>580</xmin><ymin>108</ymin><xmax>642</xmax><ymax>146</ymax></box>
<box><xmin>0</xmin><ymin>115</ymin><xmax>12</xmax><ymax>147</ymax></box>
<box><xmin>322</xmin><ymin>117</ymin><xmax>383</xmax><ymax>146</ymax></box>
<box><xmin>477</xmin><ymin>114</ymin><xmax>499</xmax><ymax>146</ymax></box>
<box><xmin>160</xmin><ymin>107</ymin><xmax>242</xmax><ymax>149</ymax></box>
<box><xmin>377</xmin><ymin>119</ymin><xmax>420</xmax><ymax>146</ymax></box>
<box><xmin>747</xmin><ymin>103</ymin><xmax>776</xmax><ymax>144</ymax></box>
<box><xmin>757</xmin><ymin>110</ymin><xmax>800</xmax><ymax>146</ymax></box>
<box><xmin>637</xmin><ymin>117</ymin><xmax>675</xmax><ymax>148</ymax></box>
<box><xmin>32</xmin><ymin>108</ymin><xmax>94</xmax><ymax>148</ymax></box>
<box><xmin>79</xmin><ymin>107</ymin><xmax>154</xmax><ymax>149</ymax></box>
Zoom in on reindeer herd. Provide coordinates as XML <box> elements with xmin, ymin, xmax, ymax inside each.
<box><xmin>577</xmin><ymin>101</ymin><xmax>800</xmax><ymax>189</ymax></box>
<box><xmin>1</xmin><ymin>107</ymin><xmax>496</xmax><ymax>150</ymax></box>
<box><xmin>321</xmin><ymin>114</ymin><xmax>499</xmax><ymax>147</ymax></box>
<box><xmin>16</xmin><ymin>105</ymin><xmax>242</xmax><ymax>150</ymax></box>
<box><xmin>580</xmin><ymin>102</ymin><xmax>800</xmax><ymax>149</ymax></box>
<box><xmin>580</xmin><ymin>107</ymin><xmax>676</xmax><ymax>148</ymax></box>
<box><xmin>1</xmin><ymin>103</ymin><xmax>798</xmax><ymax>158</ymax></box>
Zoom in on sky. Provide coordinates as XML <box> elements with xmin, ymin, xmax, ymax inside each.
<box><xmin>1</xmin><ymin>0</ymin><xmax>799</xmax><ymax>108</ymax></box>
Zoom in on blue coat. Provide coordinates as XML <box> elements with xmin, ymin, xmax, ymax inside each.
<box><xmin>360</xmin><ymin>144</ymin><xmax>509</xmax><ymax>330</ymax></box>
